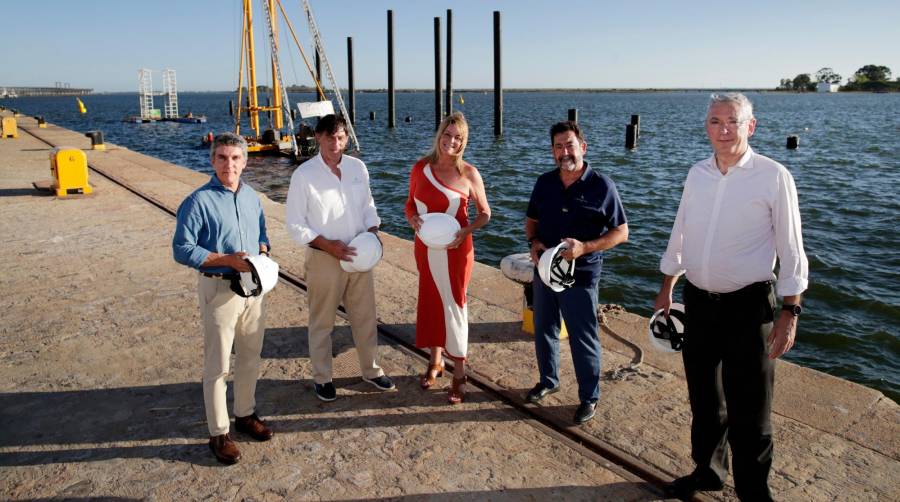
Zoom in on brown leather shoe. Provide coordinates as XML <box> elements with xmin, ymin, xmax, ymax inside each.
<box><xmin>209</xmin><ymin>433</ymin><xmax>241</xmax><ymax>464</ymax></box>
<box><xmin>234</xmin><ymin>413</ymin><xmax>274</xmax><ymax>441</ymax></box>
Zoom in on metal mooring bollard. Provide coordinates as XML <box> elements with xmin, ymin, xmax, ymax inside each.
<box><xmin>85</xmin><ymin>130</ymin><xmax>105</xmax><ymax>151</ymax></box>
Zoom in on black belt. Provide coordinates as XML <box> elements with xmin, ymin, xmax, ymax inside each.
<box><xmin>201</xmin><ymin>272</ymin><xmax>239</xmax><ymax>280</ymax></box>
<box><xmin>685</xmin><ymin>280</ymin><xmax>772</xmax><ymax>301</ymax></box>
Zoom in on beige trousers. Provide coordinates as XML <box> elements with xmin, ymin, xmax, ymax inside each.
<box><xmin>199</xmin><ymin>275</ymin><xmax>266</xmax><ymax>437</ymax></box>
<box><xmin>305</xmin><ymin>247</ymin><xmax>383</xmax><ymax>384</ymax></box>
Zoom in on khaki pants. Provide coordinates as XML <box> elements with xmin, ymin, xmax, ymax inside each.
<box><xmin>199</xmin><ymin>275</ymin><xmax>266</xmax><ymax>437</ymax></box>
<box><xmin>305</xmin><ymin>247</ymin><xmax>383</xmax><ymax>384</ymax></box>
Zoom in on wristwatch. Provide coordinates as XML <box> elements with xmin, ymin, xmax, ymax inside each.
<box><xmin>781</xmin><ymin>304</ymin><xmax>802</xmax><ymax>316</ymax></box>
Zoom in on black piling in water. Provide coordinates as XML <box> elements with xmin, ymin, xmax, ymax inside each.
<box><xmin>631</xmin><ymin>114</ymin><xmax>641</xmax><ymax>137</ymax></box>
<box><xmin>568</xmin><ymin>108</ymin><xmax>578</xmax><ymax>122</ymax></box>
<box><xmin>445</xmin><ymin>9</ymin><xmax>453</xmax><ymax>117</ymax></box>
<box><xmin>387</xmin><ymin>10</ymin><xmax>396</xmax><ymax>129</ymax></box>
<box><xmin>434</xmin><ymin>16</ymin><xmax>443</xmax><ymax>131</ymax></box>
<box><xmin>405</xmin><ymin>116</ymin><xmax>412</xmax><ymax>123</ymax></box>
<box><xmin>493</xmin><ymin>11</ymin><xmax>502</xmax><ymax>137</ymax></box>
<box><xmin>228</xmin><ymin>100</ymin><xmax>234</xmax><ymax>117</ymax></box>
<box><xmin>369</xmin><ymin>111</ymin><xmax>376</xmax><ymax>120</ymax></box>
<box><xmin>626</xmin><ymin>124</ymin><xmax>638</xmax><ymax>149</ymax></box>
<box><xmin>787</xmin><ymin>135</ymin><xmax>799</xmax><ymax>149</ymax></box>
<box><xmin>347</xmin><ymin>37</ymin><xmax>355</xmax><ymax>125</ymax></box>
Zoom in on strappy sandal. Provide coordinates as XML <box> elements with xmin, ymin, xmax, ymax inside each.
<box><xmin>448</xmin><ymin>375</ymin><xmax>467</xmax><ymax>405</ymax></box>
<box><xmin>420</xmin><ymin>362</ymin><xmax>444</xmax><ymax>389</ymax></box>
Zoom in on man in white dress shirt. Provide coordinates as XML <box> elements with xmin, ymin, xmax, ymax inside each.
<box><xmin>285</xmin><ymin>114</ymin><xmax>395</xmax><ymax>402</ymax></box>
<box><xmin>655</xmin><ymin>93</ymin><xmax>808</xmax><ymax>501</ymax></box>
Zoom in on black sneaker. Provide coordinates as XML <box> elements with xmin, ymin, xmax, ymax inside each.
<box><xmin>362</xmin><ymin>375</ymin><xmax>396</xmax><ymax>391</ymax></box>
<box><xmin>525</xmin><ymin>383</ymin><xmax>559</xmax><ymax>404</ymax></box>
<box><xmin>573</xmin><ymin>401</ymin><xmax>596</xmax><ymax>424</ymax></box>
<box><xmin>314</xmin><ymin>382</ymin><xmax>337</xmax><ymax>401</ymax></box>
<box><xmin>664</xmin><ymin>470</ymin><xmax>726</xmax><ymax>499</ymax></box>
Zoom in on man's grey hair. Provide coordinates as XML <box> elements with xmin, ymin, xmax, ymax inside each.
<box><xmin>209</xmin><ymin>132</ymin><xmax>248</xmax><ymax>162</ymax></box>
<box><xmin>707</xmin><ymin>92</ymin><xmax>754</xmax><ymax>122</ymax></box>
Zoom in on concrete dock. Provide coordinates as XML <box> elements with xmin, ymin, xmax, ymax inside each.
<box><xmin>1</xmin><ymin>111</ymin><xmax>898</xmax><ymax>501</ymax></box>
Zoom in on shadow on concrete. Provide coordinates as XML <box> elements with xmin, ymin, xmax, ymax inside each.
<box><xmin>0</xmin><ymin>187</ymin><xmax>45</xmax><ymax>197</ymax></box>
<box><xmin>16</xmin><ymin>499</ymin><xmax>142</xmax><ymax>502</ymax></box>
<box><xmin>332</xmin><ymin>484</ymin><xmax>664</xmax><ymax>501</ymax></box>
<box><xmin>261</xmin><ymin>326</ymin><xmax>310</xmax><ymax>359</ymax></box>
<box><xmin>0</xmin><ymin>377</ymin><xmax>571</xmax><ymax>467</ymax></box>
<box><xmin>469</xmin><ymin>320</ymin><xmax>535</xmax><ymax>344</ymax></box>
<box><xmin>375</xmin><ymin>320</ymin><xmax>531</xmax><ymax>348</ymax></box>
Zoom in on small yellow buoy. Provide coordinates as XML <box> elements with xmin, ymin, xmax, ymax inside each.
<box><xmin>76</xmin><ymin>97</ymin><xmax>87</xmax><ymax>114</ymax></box>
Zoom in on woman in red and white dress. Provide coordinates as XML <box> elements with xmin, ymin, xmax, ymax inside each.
<box><xmin>404</xmin><ymin>112</ymin><xmax>491</xmax><ymax>404</ymax></box>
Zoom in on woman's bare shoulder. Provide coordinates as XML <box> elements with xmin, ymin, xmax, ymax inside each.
<box><xmin>464</xmin><ymin>162</ymin><xmax>483</xmax><ymax>181</ymax></box>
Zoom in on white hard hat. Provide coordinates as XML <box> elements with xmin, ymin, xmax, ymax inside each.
<box><xmin>417</xmin><ymin>212</ymin><xmax>461</xmax><ymax>249</ymax></box>
<box><xmin>537</xmin><ymin>242</ymin><xmax>575</xmax><ymax>292</ymax></box>
<box><xmin>648</xmin><ymin>303</ymin><xmax>687</xmax><ymax>353</ymax></box>
<box><xmin>233</xmin><ymin>254</ymin><xmax>280</xmax><ymax>297</ymax></box>
<box><xmin>340</xmin><ymin>231</ymin><xmax>383</xmax><ymax>273</ymax></box>
<box><xmin>500</xmin><ymin>252</ymin><xmax>535</xmax><ymax>284</ymax></box>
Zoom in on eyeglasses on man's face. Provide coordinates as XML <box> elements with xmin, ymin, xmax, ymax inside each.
<box><xmin>706</xmin><ymin>118</ymin><xmax>748</xmax><ymax>131</ymax></box>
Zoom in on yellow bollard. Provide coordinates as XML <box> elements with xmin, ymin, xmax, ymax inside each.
<box><xmin>50</xmin><ymin>148</ymin><xmax>93</xmax><ymax>197</ymax></box>
<box><xmin>1</xmin><ymin>117</ymin><xmax>18</xmax><ymax>138</ymax></box>
<box><xmin>501</xmin><ymin>253</ymin><xmax>569</xmax><ymax>338</ymax></box>
<box><xmin>522</xmin><ymin>300</ymin><xmax>569</xmax><ymax>339</ymax></box>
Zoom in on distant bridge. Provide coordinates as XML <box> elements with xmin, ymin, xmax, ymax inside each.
<box><xmin>1</xmin><ymin>86</ymin><xmax>93</xmax><ymax>97</ymax></box>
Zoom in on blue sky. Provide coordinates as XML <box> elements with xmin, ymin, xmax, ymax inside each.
<box><xmin>2</xmin><ymin>0</ymin><xmax>898</xmax><ymax>92</ymax></box>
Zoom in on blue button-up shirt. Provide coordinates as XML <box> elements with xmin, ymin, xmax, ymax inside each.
<box><xmin>173</xmin><ymin>175</ymin><xmax>270</xmax><ymax>274</ymax></box>
<box><xmin>526</xmin><ymin>161</ymin><xmax>627</xmax><ymax>282</ymax></box>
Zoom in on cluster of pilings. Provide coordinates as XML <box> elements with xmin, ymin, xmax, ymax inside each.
<box><xmin>334</xmin><ymin>10</ymin><xmax>804</xmax><ymax>151</ymax></box>
<box><xmin>342</xmin><ymin>9</ymin><xmax>503</xmax><ymax>135</ymax></box>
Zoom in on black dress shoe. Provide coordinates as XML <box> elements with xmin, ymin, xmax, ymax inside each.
<box><xmin>573</xmin><ymin>401</ymin><xmax>596</xmax><ymax>424</ymax></box>
<box><xmin>664</xmin><ymin>471</ymin><xmax>725</xmax><ymax>499</ymax></box>
<box><xmin>235</xmin><ymin>413</ymin><xmax>274</xmax><ymax>441</ymax></box>
<box><xmin>525</xmin><ymin>383</ymin><xmax>559</xmax><ymax>404</ymax></box>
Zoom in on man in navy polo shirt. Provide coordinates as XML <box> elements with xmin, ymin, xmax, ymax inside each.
<box><xmin>524</xmin><ymin>121</ymin><xmax>629</xmax><ymax>424</ymax></box>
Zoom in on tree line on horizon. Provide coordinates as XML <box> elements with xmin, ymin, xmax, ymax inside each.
<box><xmin>777</xmin><ymin>65</ymin><xmax>898</xmax><ymax>92</ymax></box>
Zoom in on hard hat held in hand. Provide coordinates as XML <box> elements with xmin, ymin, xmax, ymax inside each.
<box><xmin>340</xmin><ymin>231</ymin><xmax>383</xmax><ymax>273</ymax></box>
<box><xmin>648</xmin><ymin>303</ymin><xmax>687</xmax><ymax>353</ymax></box>
<box><xmin>233</xmin><ymin>254</ymin><xmax>279</xmax><ymax>297</ymax></box>
<box><xmin>417</xmin><ymin>212</ymin><xmax>461</xmax><ymax>249</ymax></box>
<box><xmin>537</xmin><ymin>242</ymin><xmax>575</xmax><ymax>292</ymax></box>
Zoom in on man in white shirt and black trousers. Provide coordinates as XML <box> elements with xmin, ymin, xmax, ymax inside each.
<box><xmin>655</xmin><ymin>93</ymin><xmax>808</xmax><ymax>501</ymax></box>
<box><xmin>285</xmin><ymin>114</ymin><xmax>395</xmax><ymax>402</ymax></box>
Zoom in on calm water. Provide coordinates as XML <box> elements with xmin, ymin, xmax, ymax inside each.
<box><xmin>5</xmin><ymin>91</ymin><xmax>899</xmax><ymax>402</ymax></box>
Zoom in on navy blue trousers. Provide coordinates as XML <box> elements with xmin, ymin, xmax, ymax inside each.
<box><xmin>532</xmin><ymin>271</ymin><xmax>601</xmax><ymax>404</ymax></box>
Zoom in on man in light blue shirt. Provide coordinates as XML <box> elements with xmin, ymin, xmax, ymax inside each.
<box><xmin>173</xmin><ymin>132</ymin><xmax>274</xmax><ymax>465</ymax></box>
